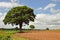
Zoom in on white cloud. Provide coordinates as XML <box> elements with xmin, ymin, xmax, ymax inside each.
<box><xmin>36</xmin><ymin>13</ymin><xmax>60</xmax><ymax>25</ymax></box>
<box><xmin>0</xmin><ymin>0</ymin><xmax>23</xmax><ymax>8</ymax></box>
<box><xmin>29</xmin><ymin>12</ymin><xmax>60</xmax><ymax>29</ymax></box>
<box><xmin>0</xmin><ymin>13</ymin><xmax>2</xmax><ymax>17</ymax></box>
<box><xmin>44</xmin><ymin>3</ymin><xmax>56</xmax><ymax>10</ymax></box>
<box><xmin>0</xmin><ymin>2</ymin><xmax>12</xmax><ymax>8</ymax></box>
<box><xmin>0</xmin><ymin>2</ymin><xmax>23</xmax><ymax>8</ymax></box>
<box><xmin>50</xmin><ymin>8</ymin><xmax>60</xmax><ymax>14</ymax></box>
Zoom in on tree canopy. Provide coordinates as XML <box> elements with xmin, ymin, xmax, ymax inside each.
<box><xmin>3</xmin><ymin>6</ymin><xmax>35</xmax><ymax>32</ymax></box>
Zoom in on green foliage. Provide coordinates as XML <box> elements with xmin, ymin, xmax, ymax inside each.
<box><xmin>4</xmin><ymin>36</ymin><xmax>11</xmax><ymax>40</ymax></box>
<box><xmin>3</xmin><ymin>6</ymin><xmax>35</xmax><ymax>26</ymax></box>
<box><xmin>29</xmin><ymin>25</ymin><xmax>35</xmax><ymax>29</ymax></box>
<box><xmin>0</xmin><ymin>36</ymin><xmax>12</xmax><ymax>40</ymax></box>
<box><xmin>15</xmin><ymin>27</ymin><xmax>19</xmax><ymax>30</ymax></box>
<box><xmin>46</xmin><ymin>28</ymin><xmax>49</xmax><ymax>30</ymax></box>
<box><xmin>0</xmin><ymin>30</ymin><xmax>27</xmax><ymax>40</ymax></box>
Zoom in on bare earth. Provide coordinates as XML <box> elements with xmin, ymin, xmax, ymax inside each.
<box><xmin>12</xmin><ymin>30</ymin><xmax>60</xmax><ymax>40</ymax></box>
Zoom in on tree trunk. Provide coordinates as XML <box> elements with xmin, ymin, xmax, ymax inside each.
<box><xmin>19</xmin><ymin>22</ymin><xmax>23</xmax><ymax>32</ymax></box>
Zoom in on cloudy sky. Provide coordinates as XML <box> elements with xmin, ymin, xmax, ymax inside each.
<box><xmin>0</xmin><ymin>0</ymin><xmax>60</xmax><ymax>29</ymax></box>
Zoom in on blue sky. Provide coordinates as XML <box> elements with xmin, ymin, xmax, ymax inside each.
<box><xmin>0</xmin><ymin>0</ymin><xmax>60</xmax><ymax>14</ymax></box>
<box><xmin>0</xmin><ymin>0</ymin><xmax>60</xmax><ymax>29</ymax></box>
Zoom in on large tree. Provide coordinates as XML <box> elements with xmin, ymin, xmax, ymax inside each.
<box><xmin>3</xmin><ymin>6</ymin><xmax>35</xmax><ymax>32</ymax></box>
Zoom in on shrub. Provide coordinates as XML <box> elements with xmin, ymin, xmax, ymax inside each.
<box><xmin>46</xmin><ymin>28</ymin><xmax>49</xmax><ymax>30</ymax></box>
<box><xmin>29</xmin><ymin>25</ymin><xmax>35</xmax><ymax>30</ymax></box>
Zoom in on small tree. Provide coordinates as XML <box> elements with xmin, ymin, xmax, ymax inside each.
<box><xmin>46</xmin><ymin>28</ymin><xmax>49</xmax><ymax>30</ymax></box>
<box><xmin>29</xmin><ymin>25</ymin><xmax>35</xmax><ymax>30</ymax></box>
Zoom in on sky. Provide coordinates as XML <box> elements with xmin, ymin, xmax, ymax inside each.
<box><xmin>0</xmin><ymin>0</ymin><xmax>60</xmax><ymax>29</ymax></box>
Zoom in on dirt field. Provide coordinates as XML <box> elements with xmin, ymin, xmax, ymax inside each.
<box><xmin>12</xmin><ymin>30</ymin><xmax>60</xmax><ymax>40</ymax></box>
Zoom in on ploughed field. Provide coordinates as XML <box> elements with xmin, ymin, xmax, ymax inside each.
<box><xmin>12</xmin><ymin>30</ymin><xmax>60</xmax><ymax>40</ymax></box>
<box><xmin>0</xmin><ymin>29</ymin><xmax>60</xmax><ymax>40</ymax></box>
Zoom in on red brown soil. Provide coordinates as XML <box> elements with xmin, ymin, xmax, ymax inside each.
<box><xmin>12</xmin><ymin>30</ymin><xmax>60</xmax><ymax>40</ymax></box>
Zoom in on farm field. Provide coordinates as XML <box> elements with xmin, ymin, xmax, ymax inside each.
<box><xmin>0</xmin><ymin>30</ymin><xmax>60</xmax><ymax>40</ymax></box>
<box><xmin>12</xmin><ymin>30</ymin><xmax>60</xmax><ymax>40</ymax></box>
